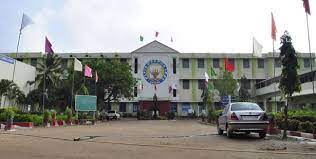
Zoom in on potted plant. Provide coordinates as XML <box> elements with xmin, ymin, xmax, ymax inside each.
<box><xmin>43</xmin><ymin>110</ymin><xmax>51</xmax><ymax>127</ymax></box>
<box><xmin>51</xmin><ymin>110</ymin><xmax>58</xmax><ymax>126</ymax></box>
<box><xmin>4</xmin><ymin>107</ymin><xmax>15</xmax><ymax>130</ymax></box>
<box><xmin>65</xmin><ymin>107</ymin><xmax>72</xmax><ymax>125</ymax></box>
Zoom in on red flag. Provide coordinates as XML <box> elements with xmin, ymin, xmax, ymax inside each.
<box><xmin>303</xmin><ymin>0</ymin><xmax>311</xmax><ymax>15</ymax></box>
<box><xmin>271</xmin><ymin>13</ymin><xmax>277</xmax><ymax>41</ymax></box>
<box><xmin>224</xmin><ymin>58</ymin><xmax>234</xmax><ymax>72</ymax></box>
<box><xmin>95</xmin><ymin>71</ymin><xmax>98</xmax><ymax>83</ymax></box>
<box><xmin>45</xmin><ymin>36</ymin><xmax>54</xmax><ymax>54</ymax></box>
<box><xmin>155</xmin><ymin>31</ymin><xmax>159</xmax><ymax>37</ymax></box>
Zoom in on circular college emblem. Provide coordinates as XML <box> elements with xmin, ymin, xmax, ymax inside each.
<box><xmin>143</xmin><ymin>59</ymin><xmax>168</xmax><ymax>84</ymax></box>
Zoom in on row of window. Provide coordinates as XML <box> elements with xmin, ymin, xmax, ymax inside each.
<box><xmin>182</xmin><ymin>58</ymin><xmax>311</xmax><ymax>69</ymax></box>
<box><xmin>183</xmin><ymin>79</ymin><xmax>251</xmax><ymax>90</ymax></box>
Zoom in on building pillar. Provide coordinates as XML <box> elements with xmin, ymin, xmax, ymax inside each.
<box><xmin>263</xmin><ymin>99</ymin><xmax>268</xmax><ymax>112</ymax></box>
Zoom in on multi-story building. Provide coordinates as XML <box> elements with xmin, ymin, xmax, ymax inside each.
<box><xmin>3</xmin><ymin>40</ymin><xmax>316</xmax><ymax>115</ymax></box>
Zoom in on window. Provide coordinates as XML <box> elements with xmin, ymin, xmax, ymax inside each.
<box><xmin>133</xmin><ymin>103</ymin><xmax>139</xmax><ymax>112</ymax></box>
<box><xmin>120</xmin><ymin>58</ymin><xmax>127</xmax><ymax>63</ymax></box>
<box><xmin>30</xmin><ymin>58</ymin><xmax>37</xmax><ymax>67</ymax></box>
<box><xmin>107</xmin><ymin>103</ymin><xmax>112</xmax><ymax>111</ymax></box>
<box><xmin>17</xmin><ymin>58</ymin><xmax>23</xmax><ymax>62</ymax></box>
<box><xmin>197</xmin><ymin>59</ymin><xmax>204</xmax><ymax>68</ymax></box>
<box><xmin>275</xmin><ymin>58</ymin><xmax>281</xmax><ymax>68</ymax></box>
<box><xmin>173</xmin><ymin>89</ymin><xmax>177</xmax><ymax>97</ymax></box>
<box><xmin>258</xmin><ymin>59</ymin><xmax>264</xmax><ymax>68</ymax></box>
<box><xmin>173</xmin><ymin>58</ymin><xmax>176</xmax><ymax>74</ymax></box>
<box><xmin>304</xmin><ymin>58</ymin><xmax>311</xmax><ymax>68</ymax></box>
<box><xmin>182</xmin><ymin>59</ymin><xmax>189</xmax><ymax>68</ymax></box>
<box><xmin>228</xmin><ymin>59</ymin><xmax>235</xmax><ymax>67</ymax></box>
<box><xmin>243</xmin><ymin>59</ymin><xmax>250</xmax><ymax>68</ymax></box>
<box><xmin>231</xmin><ymin>103</ymin><xmax>262</xmax><ymax>111</ymax></box>
<box><xmin>134</xmin><ymin>87</ymin><xmax>137</xmax><ymax>97</ymax></box>
<box><xmin>183</xmin><ymin>80</ymin><xmax>190</xmax><ymax>89</ymax></box>
<box><xmin>134</xmin><ymin>58</ymin><xmax>138</xmax><ymax>73</ymax></box>
<box><xmin>119</xmin><ymin>102</ymin><xmax>126</xmax><ymax>112</ymax></box>
<box><xmin>198</xmin><ymin>79</ymin><xmax>205</xmax><ymax>90</ymax></box>
<box><xmin>213</xmin><ymin>59</ymin><xmax>220</xmax><ymax>68</ymax></box>
<box><xmin>171</xmin><ymin>103</ymin><xmax>177</xmax><ymax>112</ymax></box>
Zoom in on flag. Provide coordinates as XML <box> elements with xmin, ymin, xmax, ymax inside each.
<box><xmin>303</xmin><ymin>0</ymin><xmax>311</xmax><ymax>15</ymax></box>
<box><xmin>74</xmin><ymin>58</ymin><xmax>82</xmax><ymax>71</ymax></box>
<box><xmin>20</xmin><ymin>13</ymin><xmax>33</xmax><ymax>31</ymax></box>
<box><xmin>138</xmin><ymin>80</ymin><xmax>143</xmax><ymax>90</ymax></box>
<box><xmin>155</xmin><ymin>31</ymin><xmax>159</xmax><ymax>37</ymax></box>
<box><xmin>271</xmin><ymin>13</ymin><xmax>277</xmax><ymax>41</ymax></box>
<box><xmin>45</xmin><ymin>37</ymin><xmax>54</xmax><ymax>54</ymax></box>
<box><xmin>253</xmin><ymin>37</ymin><xmax>263</xmax><ymax>57</ymax></box>
<box><xmin>171</xmin><ymin>37</ymin><xmax>173</xmax><ymax>43</ymax></box>
<box><xmin>210</xmin><ymin>67</ymin><xmax>217</xmax><ymax>77</ymax></box>
<box><xmin>172</xmin><ymin>83</ymin><xmax>177</xmax><ymax>90</ymax></box>
<box><xmin>207</xmin><ymin>82</ymin><xmax>214</xmax><ymax>91</ymax></box>
<box><xmin>95</xmin><ymin>71</ymin><xmax>98</xmax><ymax>83</ymax></box>
<box><xmin>224</xmin><ymin>58</ymin><xmax>234</xmax><ymax>72</ymax></box>
<box><xmin>204</xmin><ymin>72</ymin><xmax>210</xmax><ymax>82</ymax></box>
<box><xmin>140</xmin><ymin>36</ymin><xmax>144</xmax><ymax>42</ymax></box>
<box><xmin>84</xmin><ymin>65</ymin><xmax>92</xmax><ymax>77</ymax></box>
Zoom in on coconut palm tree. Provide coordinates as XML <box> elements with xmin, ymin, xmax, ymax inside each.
<box><xmin>0</xmin><ymin>79</ymin><xmax>17</xmax><ymax>106</ymax></box>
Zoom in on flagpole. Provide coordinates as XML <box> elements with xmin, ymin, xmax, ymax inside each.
<box><xmin>273</xmin><ymin>40</ymin><xmax>277</xmax><ymax>112</ymax></box>
<box><xmin>42</xmin><ymin>55</ymin><xmax>46</xmax><ymax>113</ymax></box>
<box><xmin>12</xmin><ymin>24</ymin><xmax>23</xmax><ymax>81</ymax></box>
<box><xmin>71</xmin><ymin>58</ymin><xmax>75</xmax><ymax>111</ymax></box>
<box><xmin>305</xmin><ymin>12</ymin><xmax>314</xmax><ymax>94</ymax></box>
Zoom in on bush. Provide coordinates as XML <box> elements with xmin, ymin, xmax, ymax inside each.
<box><xmin>166</xmin><ymin>111</ymin><xmax>175</xmax><ymax>120</ymax></box>
<box><xmin>65</xmin><ymin>107</ymin><xmax>72</xmax><ymax>121</ymax></box>
<box><xmin>13</xmin><ymin>114</ymin><xmax>43</xmax><ymax>126</ymax></box>
<box><xmin>2</xmin><ymin>107</ymin><xmax>16</xmax><ymax>120</ymax></box>
<box><xmin>43</xmin><ymin>110</ymin><xmax>51</xmax><ymax>123</ymax></box>
<box><xmin>56</xmin><ymin>115</ymin><xmax>67</xmax><ymax>121</ymax></box>
<box><xmin>299</xmin><ymin>121</ymin><xmax>314</xmax><ymax>133</ymax></box>
<box><xmin>288</xmin><ymin>119</ymin><xmax>300</xmax><ymax>131</ymax></box>
<box><xmin>208</xmin><ymin>109</ymin><xmax>217</xmax><ymax>123</ymax></box>
<box><xmin>215</xmin><ymin>110</ymin><xmax>223</xmax><ymax>117</ymax></box>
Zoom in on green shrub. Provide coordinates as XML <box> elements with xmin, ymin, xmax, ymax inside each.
<box><xmin>208</xmin><ymin>109</ymin><xmax>217</xmax><ymax>123</ymax></box>
<box><xmin>299</xmin><ymin>121</ymin><xmax>314</xmax><ymax>133</ymax></box>
<box><xmin>288</xmin><ymin>119</ymin><xmax>300</xmax><ymax>131</ymax></box>
<box><xmin>215</xmin><ymin>110</ymin><xmax>223</xmax><ymax>117</ymax></box>
<box><xmin>56</xmin><ymin>115</ymin><xmax>67</xmax><ymax>121</ymax></box>
<box><xmin>3</xmin><ymin>107</ymin><xmax>16</xmax><ymax>119</ymax></box>
<box><xmin>166</xmin><ymin>111</ymin><xmax>175</xmax><ymax>120</ymax></box>
<box><xmin>13</xmin><ymin>114</ymin><xmax>43</xmax><ymax>126</ymax></box>
<box><xmin>65</xmin><ymin>107</ymin><xmax>72</xmax><ymax>121</ymax></box>
<box><xmin>43</xmin><ymin>110</ymin><xmax>51</xmax><ymax>123</ymax></box>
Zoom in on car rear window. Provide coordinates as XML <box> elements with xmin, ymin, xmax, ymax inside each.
<box><xmin>231</xmin><ymin>103</ymin><xmax>262</xmax><ymax>111</ymax></box>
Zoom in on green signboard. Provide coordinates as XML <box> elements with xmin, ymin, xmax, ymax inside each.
<box><xmin>75</xmin><ymin>95</ymin><xmax>97</xmax><ymax>111</ymax></box>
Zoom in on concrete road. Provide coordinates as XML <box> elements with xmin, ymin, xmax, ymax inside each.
<box><xmin>0</xmin><ymin>119</ymin><xmax>315</xmax><ymax>159</ymax></box>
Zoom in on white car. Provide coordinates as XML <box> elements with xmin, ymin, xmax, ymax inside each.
<box><xmin>106</xmin><ymin>110</ymin><xmax>120</xmax><ymax>120</ymax></box>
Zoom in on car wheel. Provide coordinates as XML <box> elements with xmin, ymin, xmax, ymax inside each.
<box><xmin>259</xmin><ymin>131</ymin><xmax>266</xmax><ymax>139</ymax></box>
<box><xmin>226</xmin><ymin>126</ymin><xmax>233</xmax><ymax>138</ymax></box>
<box><xmin>217</xmin><ymin>124</ymin><xmax>223</xmax><ymax>135</ymax></box>
<box><xmin>114</xmin><ymin>116</ymin><xmax>117</xmax><ymax>120</ymax></box>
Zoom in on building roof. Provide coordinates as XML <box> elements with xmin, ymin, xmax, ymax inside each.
<box><xmin>132</xmin><ymin>40</ymin><xmax>179</xmax><ymax>54</ymax></box>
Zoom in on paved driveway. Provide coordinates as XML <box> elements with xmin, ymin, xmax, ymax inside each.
<box><xmin>0</xmin><ymin>119</ymin><xmax>315</xmax><ymax>159</ymax></box>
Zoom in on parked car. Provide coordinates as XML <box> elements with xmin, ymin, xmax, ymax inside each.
<box><xmin>217</xmin><ymin>102</ymin><xmax>269</xmax><ymax>138</ymax></box>
<box><xmin>106</xmin><ymin>110</ymin><xmax>120</xmax><ymax>120</ymax></box>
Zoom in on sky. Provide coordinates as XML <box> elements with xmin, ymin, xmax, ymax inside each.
<box><xmin>0</xmin><ymin>0</ymin><xmax>315</xmax><ymax>54</ymax></box>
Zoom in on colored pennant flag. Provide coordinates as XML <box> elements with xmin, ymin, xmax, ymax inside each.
<box><xmin>303</xmin><ymin>0</ymin><xmax>311</xmax><ymax>15</ymax></box>
<box><xmin>271</xmin><ymin>13</ymin><xmax>277</xmax><ymax>41</ymax></box>
<box><xmin>155</xmin><ymin>31</ymin><xmax>159</xmax><ymax>37</ymax></box>
<box><xmin>74</xmin><ymin>58</ymin><xmax>82</xmax><ymax>71</ymax></box>
<box><xmin>20</xmin><ymin>13</ymin><xmax>33</xmax><ymax>31</ymax></box>
<box><xmin>224</xmin><ymin>58</ymin><xmax>234</xmax><ymax>72</ymax></box>
<box><xmin>210</xmin><ymin>67</ymin><xmax>217</xmax><ymax>77</ymax></box>
<box><xmin>84</xmin><ymin>65</ymin><xmax>93</xmax><ymax>77</ymax></box>
<box><xmin>207</xmin><ymin>82</ymin><xmax>214</xmax><ymax>92</ymax></box>
<box><xmin>95</xmin><ymin>71</ymin><xmax>98</xmax><ymax>83</ymax></box>
<box><xmin>253</xmin><ymin>37</ymin><xmax>263</xmax><ymax>57</ymax></box>
<box><xmin>45</xmin><ymin>37</ymin><xmax>54</xmax><ymax>54</ymax></box>
<box><xmin>204</xmin><ymin>72</ymin><xmax>210</xmax><ymax>83</ymax></box>
<box><xmin>140</xmin><ymin>35</ymin><xmax>144</xmax><ymax>42</ymax></box>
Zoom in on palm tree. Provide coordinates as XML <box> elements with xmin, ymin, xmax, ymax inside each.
<box><xmin>0</xmin><ymin>79</ymin><xmax>17</xmax><ymax>106</ymax></box>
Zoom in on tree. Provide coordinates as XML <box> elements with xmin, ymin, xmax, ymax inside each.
<box><xmin>87</xmin><ymin>57</ymin><xmax>137</xmax><ymax>111</ymax></box>
<box><xmin>214</xmin><ymin>69</ymin><xmax>238</xmax><ymax>97</ymax></box>
<box><xmin>279</xmin><ymin>31</ymin><xmax>301</xmax><ymax>139</ymax></box>
<box><xmin>0</xmin><ymin>79</ymin><xmax>15</xmax><ymax>106</ymax></box>
<box><xmin>239</xmin><ymin>75</ymin><xmax>251</xmax><ymax>102</ymax></box>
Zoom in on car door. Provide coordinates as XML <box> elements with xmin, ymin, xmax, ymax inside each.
<box><xmin>218</xmin><ymin>104</ymin><xmax>229</xmax><ymax>130</ymax></box>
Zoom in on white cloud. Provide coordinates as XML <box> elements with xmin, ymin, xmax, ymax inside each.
<box><xmin>19</xmin><ymin>0</ymin><xmax>316</xmax><ymax>53</ymax></box>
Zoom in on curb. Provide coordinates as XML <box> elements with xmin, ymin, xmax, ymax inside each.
<box><xmin>276</xmin><ymin>129</ymin><xmax>316</xmax><ymax>139</ymax></box>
